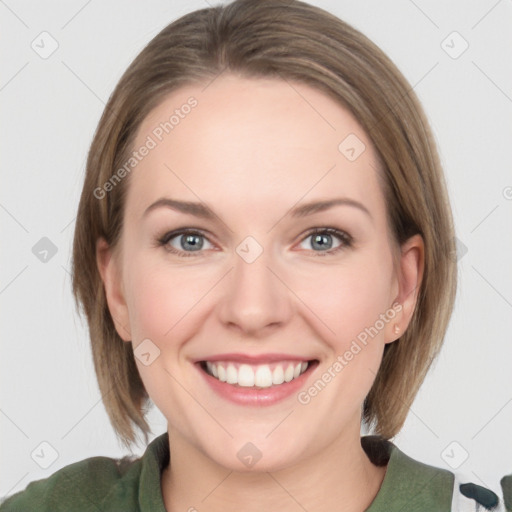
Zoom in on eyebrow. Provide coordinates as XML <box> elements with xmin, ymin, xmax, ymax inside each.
<box><xmin>142</xmin><ymin>197</ymin><xmax>372</xmax><ymax>221</ymax></box>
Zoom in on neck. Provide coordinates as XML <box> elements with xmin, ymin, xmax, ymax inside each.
<box><xmin>161</xmin><ymin>423</ymin><xmax>387</xmax><ymax>512</ymax></box>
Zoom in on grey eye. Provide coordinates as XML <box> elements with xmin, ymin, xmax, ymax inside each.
<box><xmin>299</xmin><ymin>231</ymin><xmax>343</xmax><ymax>252</ymax></box>
<box><xmin>168</xmin><ymin>232</ymin><xmax>213</xmax><ymax>252</ymax></box>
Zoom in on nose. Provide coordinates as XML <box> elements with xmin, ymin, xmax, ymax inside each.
<box><xmin>217</xmin><ymin>244</ymin><xmax>293</xmax><ymax>337</ymax></box>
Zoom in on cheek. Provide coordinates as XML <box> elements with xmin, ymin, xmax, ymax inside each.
<box><xmin>128</xmin><ymin>270</ymin><xmax>172</xmax><ymax>341</ymax></box>
<box><xmin>298</xmin><ymin>251</ymin><xmax>394</xmax><ymax>345</ymax></box>
<box><xmin>124</xmin><ymin>254</ymin><xmax>216</xmax><ymax>343</ymax></box>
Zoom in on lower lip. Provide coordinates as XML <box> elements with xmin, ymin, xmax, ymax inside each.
<box><xmin>196</xmin><ymin>361</ymin><xmax>318</xmax><ymax>406</ymax></box>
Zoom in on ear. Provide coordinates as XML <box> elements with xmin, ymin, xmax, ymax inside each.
<box><xmin>96</xmin><ymin>237</ymin><xmax>132</xmax><ymax>342</ymax></box>
<box><xmin>385</xmin><ymin>234</ymin><xmax>424</xmax><ymax>344</ymax></box>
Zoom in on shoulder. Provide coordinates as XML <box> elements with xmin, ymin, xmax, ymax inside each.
<box><xmin>363</xmin><ymin>435</ymin><xmax>455</xmax><ymax>511</ymax></box>
<box><xmin>0</xmin><ymin>455</ymin><xmax>141</xmax><ymax>512</ymax></box>
<box><xmin>0</xmin><ymin>434</ymin><xmax>169</xmax><ymax>512</ymax></box>
<box><xmin>362</xmin><ymin>436</ymin><xmax>505</xmax><ymax>512</ymax></box>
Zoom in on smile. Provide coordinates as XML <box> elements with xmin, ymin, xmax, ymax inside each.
<box><xmin>200</xmin><ymin>360</ymin><xmax>310</xmax><ymax>388</ymax></box>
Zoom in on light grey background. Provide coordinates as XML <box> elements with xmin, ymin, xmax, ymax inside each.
<box><xmin>1</xmin><ymin>0</ymin><xmax>511</xmax><ymax>501</ymax></box>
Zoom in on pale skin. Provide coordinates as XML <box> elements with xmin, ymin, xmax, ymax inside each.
<box><xmin>97</xmin><ymin>74</ymin><xmax>424</xmax><ymax>512</ymax></box>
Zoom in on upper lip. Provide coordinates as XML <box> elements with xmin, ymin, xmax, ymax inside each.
<box><xmin>194</xmin><ymin>353</ymin><xmax>316</xmax><ymax>364</ymax></box>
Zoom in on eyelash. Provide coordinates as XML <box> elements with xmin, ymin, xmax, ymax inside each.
<box><xmin>155</xmin><ymin>227</ymin><xmax>353</xmax><ymax>258</ymax></box>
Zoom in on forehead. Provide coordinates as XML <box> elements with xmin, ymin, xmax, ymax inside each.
<box><xmin>126</xmin><ymin>74</ymin><xmax>385</xmax><ymax>225</ymax></box>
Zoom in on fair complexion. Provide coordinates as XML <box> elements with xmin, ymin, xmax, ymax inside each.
<box><xmin>97</xmin><ymin>74</ymin><xmax>423</xmax><ymax>512</ymax></box>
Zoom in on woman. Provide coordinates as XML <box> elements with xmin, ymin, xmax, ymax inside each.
<box><xmin>1</xmin><ymin>0</ymin><xmax>505</xmax><ymax>510</ymax></box>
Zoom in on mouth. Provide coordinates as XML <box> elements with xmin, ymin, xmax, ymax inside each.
<box><xmin>198</xmin><ymin>358</ymin><xmax>319</xmax><ymax>389</ymax></box>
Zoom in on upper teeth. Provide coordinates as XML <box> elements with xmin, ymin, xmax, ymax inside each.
<box><xmin>205</xmin><ymin>361</ymin><xmax>309</xmax><ymax>388</ymax></box>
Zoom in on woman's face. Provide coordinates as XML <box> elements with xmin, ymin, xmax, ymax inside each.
<box><xmin>98</xmin><ymin>74</ymin><xmax>422</xmax><ymax>471</ymax></box>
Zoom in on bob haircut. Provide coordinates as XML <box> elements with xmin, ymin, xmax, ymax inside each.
<box><xmin>72</xmin><ymin>0</ymin><xmax>457</xmax><ymax>448</ymax></box>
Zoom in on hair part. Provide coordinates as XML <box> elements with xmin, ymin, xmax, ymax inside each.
<box><xmin>72</xmin><ymin>0</ymin><xmax>457</xmax><ymax>448</ymax></box>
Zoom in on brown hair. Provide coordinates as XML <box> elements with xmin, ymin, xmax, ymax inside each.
<box><xmin>72</xmin><ymin>0</ymin><xmax>457</xmax><ymax>448</ymax></box>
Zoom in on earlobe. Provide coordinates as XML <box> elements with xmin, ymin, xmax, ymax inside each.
<box><xmin>96</xmin><ymin>237</ymin><xmax>132</xmax><ymax>342</ymax></box>
<box><xmin>386</xmin><ymin>234</ymin><xmax>425</xmax><ymax>343</ymax></box>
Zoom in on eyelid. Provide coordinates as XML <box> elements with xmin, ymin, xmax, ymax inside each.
<box><xmin>158</xmin><ymin>228</ymin><xmax>216</xmax><ymax>245</ymax></box>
